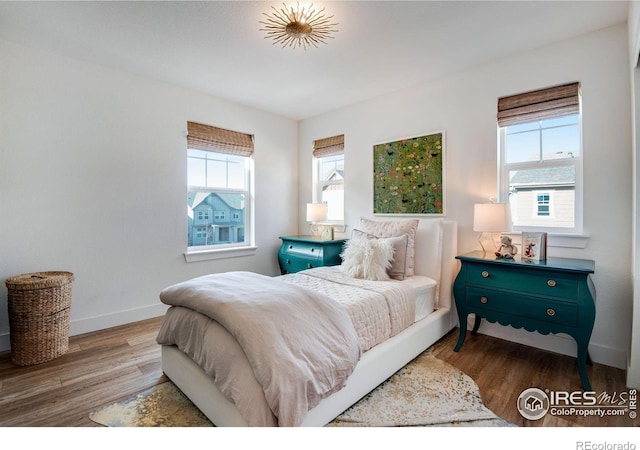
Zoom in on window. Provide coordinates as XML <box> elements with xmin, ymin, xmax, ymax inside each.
<box><xmin>536</xmin><ymin>193</ymin><xmax>550</xmax><ymax>217</ymax></box>
<box><xmin>498</xmin><ymin>82</ymin><xmax>582</xmax><ymax>233</ymax></box>
<box><xmin>313</xmin><ymin>135</ymin><xmax>344</xmax><ymax>222</ymax></box>
<box><xmin>186</xmin><ymin>122</ymin><xmax>254</xmax><ymax>252</ymax></box>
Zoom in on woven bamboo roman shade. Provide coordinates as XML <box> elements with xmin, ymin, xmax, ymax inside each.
<box><xmin>187</xmin><ymin>121</ymin><xmax>254</xmax><ymax>157</ymax></box>
<box><xmin>313</xmin><ymin>134</ymin><xmax>344</xmax><ymax>158</ymax></box>
<box><xmin>497</xmin><ymin>82</ymin><xmax>580</xmax><ymax>127</ymax></box>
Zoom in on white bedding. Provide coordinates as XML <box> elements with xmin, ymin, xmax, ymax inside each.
<box><xmin>402</xmin><ymin>275</ymin><xmax>437</xmax><ymax>321</ymax></box>
<box><xmin>157</xmin><ymin>266</ymin><xmax>434</xmax><ymax>426</ymax></box>
<box><xmin>280</xmin><ymin>266</ymin><xmax>416</xmax><ymax>352</ymax></box>
<box><xmin>159</xmin><ymin>218</ymin><xmax>458</xmax><ymax>427</ymax></box>
<box><xmin>158</xmin><ymin>271</ymin><xmax>362</xmax><ymax>427</ymax></box>
<box><xmin>282</xmin><ymin>266</ymin><xmax>436</xmax><ymax>324</ymax></box>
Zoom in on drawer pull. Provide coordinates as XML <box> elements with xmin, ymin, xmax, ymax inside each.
<box><xmin>547</xmin><ymin>308</ymin><xmax>556</xmax><ymax>316</ymax></box>
<box><xmin>288</xmin><ymin>245</ymin><xmax>293</xmax><ymax>249</ymax></box>
<box><xmin>480</xmin><ymin>296</ymin><xmax>488</xmax><ymax>304</ymax></box>
<box><xmin>286</xmin><ymin>259</ymin><xmax>291</xmax><ymax>265</ymax></box>
<box><xmin>481</xmin><ymin>271</ymin><xmax>489</xmax><ymax>278</ymax></box>
<box><xmin>547</xmin><ymin>280</ymin><xmax>556</xmax><ymax>287</ymax></box>
<box><xmin>310</xmin><ymin>248</ymin><xmax>315</xmax><ymax>252</ymax></box>
<box><xmin>307</xmin><ymin>263</ymin><xmax>313</xmax><ymax>268</ymax></box>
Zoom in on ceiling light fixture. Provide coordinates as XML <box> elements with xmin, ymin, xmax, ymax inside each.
<box><xmin>259</xmin><ymin>2</ymin><xmax>338</xmax><ymax>50</ymax></box>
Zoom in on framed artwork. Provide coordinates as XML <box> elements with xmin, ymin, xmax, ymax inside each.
<box><xmin>522</xmin><ymin>232</ymin><xmax>548</xmax><ymax>261</ymax></box>
<box><xmin>373</xmin><ymin>131</ymin><xmax>445</xmax><ymax>215</ymax></box>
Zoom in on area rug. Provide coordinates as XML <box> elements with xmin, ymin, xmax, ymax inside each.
<box><xmin>328</xmin><ymin>350</ymin><xmax>512</xmax><ymax>427</ymax></box>
<box><xmin>89</xmin><ymin>349</ymin><xmax>512</xmax><ymax>427</ymax></box>
<box><xmin>89</xmin><ymin>382</ymin><xmax>212</xmax><ymax>427</ymax></box>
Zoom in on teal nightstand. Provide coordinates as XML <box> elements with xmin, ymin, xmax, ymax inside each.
<box><xmin>453</xmin><ymin>251</ymin><xmax>596</xmax><ymax>390</ymax></box>
<box><xmin>278</xmin><ymin>236</ymin><xmax>347</xmax><ymax>275</ymax></box>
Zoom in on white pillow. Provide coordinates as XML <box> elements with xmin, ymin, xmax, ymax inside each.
<box><xmin>340</xmin><ymin>238</ymin><xmax>394</xmax><ymax>281</ymax></box>
<box><xmin>351</xmin><ymin>229</ymin><xmax>409</xmax><ymax>280</ymax></box>
<box><xmin>381</xmin><ymin>234</ymin><xmax>409</xmax><ymax>280</ymax></box>
<box><xmin>357</xmin><ymin>218</ymin><xmax>419</xmax><ymax>277</ymax></box>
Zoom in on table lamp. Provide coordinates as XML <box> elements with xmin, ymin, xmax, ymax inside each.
<box><xmin>473</xmin><ymin>203</ymin><xmax>511</xmax><ymax>254</ymax></box>
<box><xmin>306</xmin><ymin>203</ymin><xmax>327</xmax><ymax>237</ymax></box>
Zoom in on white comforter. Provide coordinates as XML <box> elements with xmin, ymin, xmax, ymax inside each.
<box><xmin>280</xmin><ymin>267</ymin><xmax>415</xmax><ymax>352</ymax></box>
<box><xmin>157</xmin><ymin>268</ymin><xmax>416</xmax><ymax>426</ymax></box>
<box><xmin>158</xmin><ymin>271</ymin><xmax>360</xmax><ymax>427</ymax></box>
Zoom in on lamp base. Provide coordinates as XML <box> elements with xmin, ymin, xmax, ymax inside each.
<box><xmin>309</xmin><ymin>223</ymin><xmax>322</xmax><ymax>237</ymax></box>
<box><xmin>478</xmin><ymin>232</ymin><xmax>499</xmax><ymax>255</ymax></box>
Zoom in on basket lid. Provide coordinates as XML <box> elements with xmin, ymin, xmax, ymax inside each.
<box><xmin>5</xmin><ymin>271</ymin><xmax>75</xmax><ymax>290</ymax></box>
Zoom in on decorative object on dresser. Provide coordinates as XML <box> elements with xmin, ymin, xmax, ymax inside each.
<box><xmin>278</xmin><ymin>235</ymin><xmax>346</xmax><ymax>274</ymax></box>
<box><xmin>522</xmin><ymin>231</ymin><xmax>548</xmax><ymax>261</ymax></box>
<box><xmin>452</xmin><ymin>251</ymin><xmax>596</xmax><ymax>390</ymax></box>
<box><xmin>473</xmin><ymin>202</ymin><xmax>512</xmax><ymax>255</ymax></box>
<box><xmin>495</xmin><ymin>235</ymin><xmax>518</xmax><ymax>259</ymax></box>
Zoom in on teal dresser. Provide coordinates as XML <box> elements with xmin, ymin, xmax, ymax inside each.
<box><xmin>453</xmin><ymin>251</ymin><xmax>596</xmax><ymax>390</ymax></box>
<box><xmin>278</xmin><ymin>236</ymin><xmax>347</xmax><ymax>275</ymax></box>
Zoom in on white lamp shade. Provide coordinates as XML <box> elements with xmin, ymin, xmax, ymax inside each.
<box><xmin>473</xmin><ymin>203</ymin><xmax>511</xmax><ymax>232</ymax></box>
<box><xmin>306</xmin><ymin>203</ymin><xmax>327</xmax><ymax>222</ymax></box>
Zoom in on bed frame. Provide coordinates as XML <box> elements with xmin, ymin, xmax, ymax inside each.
<box><xmin>161</xmin><ymin>219</ymin><xmax>458</xmax><ymax>426</ymax></box>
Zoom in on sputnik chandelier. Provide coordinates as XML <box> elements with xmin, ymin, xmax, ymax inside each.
<box><xmin>259</xmin><ymin>2</ymin><xmax>338</xmax><ymax>50</ymax></box>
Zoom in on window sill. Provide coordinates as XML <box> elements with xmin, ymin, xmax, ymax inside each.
<box><xmin>184</xmin><ymin>245</ymin><xmax>258</xmax><ymax>263</ymax></box>
<box><xmin>503</xmin><ymin>232</ymin><xmax>589</xmax><ymax>249</ymax></box>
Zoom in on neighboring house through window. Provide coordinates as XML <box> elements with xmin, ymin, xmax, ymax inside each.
<box><xmin>313</xmin><ymin>134</ymin><xmax>345</xmax><ymax>223</ymax></box>
<box><xmin>186</xmin><ymin>121</ymin><xmax>254</xmax><ymax>252</ymax></box>
<box><xmin>498</xmin><ymin>82</ymin><xmax>582</xmax><ymax>233</ymax></box>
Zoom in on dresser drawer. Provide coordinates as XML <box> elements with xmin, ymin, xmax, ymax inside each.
<box><xmin>282</xmin><ymin>241</ymin><xmax>323</xmax><ymax>258</ymax></box>
<box><xmin>465</xmin><ymin>287</ymin><xmax>578</xmax><ymax>327</ymax></box>
<box><xmin>280</xmin><ymin>255</ymin><xmax>321</xmax><ymax>273</ymax></box>
<box><xmin>278</xmin><ymin>236</ymin><xmax>346</xmax><ymax>274</ymax></box>
<box><xmin>465</xmin><ymin>263</ymin><xmax>579</xmax><ymax>300</ymax></box>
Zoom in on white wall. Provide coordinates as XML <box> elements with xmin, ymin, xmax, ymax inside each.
<box><xmin>299</xmin><ymin>24</ymin><xmax>632</xmax><ymax>370</ymax></box>
<box><xmin>628</xmin><ymin>0</ymin><xmax>640</xmax><ymax>388</ymax></box>
<box><xmin>0</xmin><ymin>40</ymin><xmax>299</xmax><ymax>351</ymax></box>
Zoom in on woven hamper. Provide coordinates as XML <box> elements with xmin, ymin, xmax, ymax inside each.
<box><xmin>5</xmin><ymin>271</ymin><xmax>74</xmax><ymax>366</ymax></box>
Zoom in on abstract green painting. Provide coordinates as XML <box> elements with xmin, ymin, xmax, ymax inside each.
<box><xmin>373</xmin><ymin>132</ymin><xmax>444</xmax><ymax>215</ymax></box>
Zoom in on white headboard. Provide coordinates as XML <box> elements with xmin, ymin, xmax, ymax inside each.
<box><xmin>413</xmin><ymin>219</ymin><xmax>457</xmax><ymax>310</ymax></box>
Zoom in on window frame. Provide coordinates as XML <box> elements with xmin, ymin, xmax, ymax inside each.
<box><xmin>187</xmin><ymin>153</ymin><xmax>254</xmax><ymax>254</ymax></box>
<box><xmin>498</xmin><ymin>114</ymin><xmax>584</xmax><ymax>234</ymax></box>
<box><xmin>314</xmin><ymin>152</ymin><xmax>345</xmax><ymax>225</ymax></box>
<box><xmin>184</xmin><ymin>121</ymin><xmax>257</xmax><ymax>262</ymax></box>
<box><xmin>312</xmin><ymin>134</ymin><xmax>345</xmax><ymax>227</ymax></box>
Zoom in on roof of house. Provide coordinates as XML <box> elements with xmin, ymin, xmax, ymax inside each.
<box><xmin>510</xmin><ymin>166</ymin><xmax>575</xmax><ymax>188</ymax></box>
<box><xmin>187</xmin><ymin>192</ymin><xmax>244</xmax><ymax>217</ymax></box>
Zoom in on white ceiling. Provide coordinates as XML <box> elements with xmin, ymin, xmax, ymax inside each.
<box><xmin>0</xmin><ymin>1</ymin><xmax>629</xmax><ymax>120</ymax></box>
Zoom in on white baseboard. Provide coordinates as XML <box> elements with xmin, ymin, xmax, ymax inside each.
<box><xmin>472</xmin><ymin>321</ymin><xmax>627</xmax><ymax>370</ymax></box>
<box><xmin>0</xmin><ymin>303</ymin><xmax>169</xmax><ymax>353</ymax></box>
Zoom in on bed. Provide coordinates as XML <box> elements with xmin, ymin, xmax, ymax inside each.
<box><xmin>157</xmin><ymin>218</ymin><xmax>458</xmax><ymax>426</ymax></box>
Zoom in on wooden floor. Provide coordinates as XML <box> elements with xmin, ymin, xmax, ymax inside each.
<box><xmin>0</xmin><ymin>316</ymin><xmax>636</xmax><ymax>427</ymax></box>
<box><xmin>432</xmin><ymin>330</ymin><xmax>636</xmax><ymax>427</ymax></box>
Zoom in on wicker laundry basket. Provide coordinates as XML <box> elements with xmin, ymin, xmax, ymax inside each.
<box><xmin>5</xmin><ymin>271</ymin><xmax>74</xmax><ymax>366</ymax></box>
